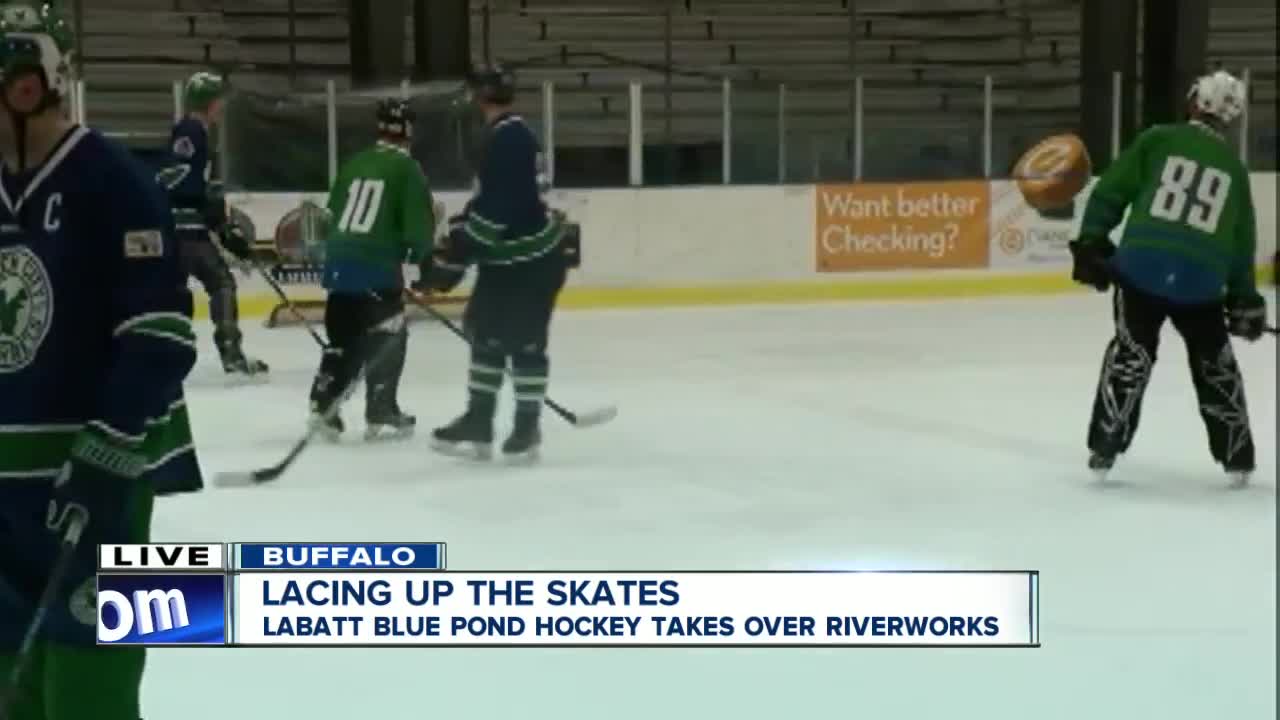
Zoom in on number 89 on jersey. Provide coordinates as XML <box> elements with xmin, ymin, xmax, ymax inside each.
<box><xmin>96</xmin><ymin>544</ymin><xmax>230</xmax><ymax>646</ymax></box>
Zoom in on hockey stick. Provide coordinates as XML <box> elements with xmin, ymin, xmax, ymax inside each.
<box><xmin>212</xmin><ymin>359</ymin><xmax>367</xmax><ymax>487</ymax></box>
<box><xmin>253</xmin><ymin>262</ymin><xmax>329</xmax><ymax>349</ymax></box>
<box><xmin>214</xmin><ymin>292</ymin><xmax>410</xmax><ymax>488</ymax></box>
<box><xmin>407</xmin><ymin>291</ymin><xmax>618</xmax><ymax>428</ymax></box>
<box><xmin>1265</xmin><ymin>325</ymin><xmax>1279</xmax><ymax>336</ymax></box>
<box><xmin>0</xmin><ymin>513</ymin><xmax>86</xmax><ymax>720</ymax></box>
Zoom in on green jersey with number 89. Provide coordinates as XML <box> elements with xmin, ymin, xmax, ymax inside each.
<box><xmin>322</xmin><ymin>141</ymin><xmax>434</xmax><ymax>293</ymax></box>
<box><xmin>1081</xmin><ymin>121</ymin><xmax>1257</xmax><ymax>304</ymax></box>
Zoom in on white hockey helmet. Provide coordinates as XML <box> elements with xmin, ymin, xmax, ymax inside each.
<box><xmin>1187</xmin><ymin>70</ymin><xmax>1247</xmax><ymax>126</ymax></box>
<box><xmin>0</xmin><ymin>2</ymin><xmax>74</xmax><ymax>113</ymax></box>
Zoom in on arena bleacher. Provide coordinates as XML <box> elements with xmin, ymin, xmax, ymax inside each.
<box><xmin>75</xmin><ymin>0</ymin><xmax>1276</xmax><ymax>179</ymax></box>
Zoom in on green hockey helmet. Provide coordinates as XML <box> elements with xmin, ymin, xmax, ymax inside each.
<box><xmin>0</xmin><ymin>2</ymin><xmax>74</xmax><ymax>115</ymax></box>
<box><xmin>184</xmin><ymin>70</ymin><xmax>227</xmax><ymax>113</ymax></box>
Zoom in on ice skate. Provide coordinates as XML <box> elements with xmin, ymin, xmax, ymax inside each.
<box><xmin>502</xmin><ymin>417</ymin><xmax>541</xmax><ymax>465</ymax></box>
<box><xmin>1225</xmin><ymin>461</ymin><xmax>1254</xmax><ymax>489</ymax></box>
<box><xmin>365</xmin><ymin>409</ymin><xmax>416</xmax><ymax>442</ymax></box>
<box><xmin>308</xmin><ymin>407</ymin><xmax>344</xmax><ymax>443</ymax></box>
<box><xmin>1088</xmin><ymin>452</ymin><xmax>1115</xmax><ymax>482</ymax></box>
<box><xmin>222</xmin><ymin>348</ymin><xmax>270</xmax><ymax>382</ymax></box>
<box><xmin>431</xmin><ymin>412</ymin><xmax>493</xmax><ymax>460</ymax></box>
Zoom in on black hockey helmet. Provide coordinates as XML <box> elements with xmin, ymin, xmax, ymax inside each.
<box><xmin>467</xmin><ymin>64</ymin><xmax>515</xmax><ymax>105</ymax></box>
<box><xmin>376</xmin><ymin>97</ymin><xmax>414</xmax><ymax>140</ymax></box>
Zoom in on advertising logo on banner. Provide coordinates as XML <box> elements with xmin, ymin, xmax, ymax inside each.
<box><xmin>988</xmin><ymin>180</ymin><xmax>1099</xmax><ymax>269</ymax></box>
<box><xmin>815</xmin><ymin>181</ymin><xmax>990</xmax><ymax>271</ymax></box>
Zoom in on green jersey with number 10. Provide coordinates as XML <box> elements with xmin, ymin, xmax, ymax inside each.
<box><xmin>1081</xmin><ymin>121</ymin><xmax>1257</xmax><ymax>304</ymax></box>
<box><xmin>323</xmin><ymin>141</ymin><xmax>434</xmax><ymax>293</ymax></box>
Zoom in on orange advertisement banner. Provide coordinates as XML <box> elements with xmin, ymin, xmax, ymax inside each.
<box><xmin>815</xmin><ymin>181</ymin><xmax>991</xmax><ymax>271</ymax></box>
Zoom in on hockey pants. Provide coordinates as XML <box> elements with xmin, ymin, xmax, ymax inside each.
<box><xmin>309</xmin><ymin>291</ymin><xmax>408</xmax><ymax>420</ymax></box>
<box><xmin>179</xmin><ymin>234</ymin><xmax>242</xmax><ymax>356</ymax></box>
<box><xmin>461</xmin><ymin>256</ymin><xmax>568</xmax><ymax>422</ymax></box>
<box><xmin>1087</xmin><ymin>281</ymin><xmax>1255</xmax><ymax>470</ymax></box>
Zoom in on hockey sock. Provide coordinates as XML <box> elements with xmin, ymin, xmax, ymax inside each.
<box><xmin>0</xmin><ymin>643</ymin><xmax>46</xmax><ymax>720</ymax></box>
<box><xmin>1189</xmin><ymin>343</ymin><xmax>1255</xmax><ymax>470</ymax></box>
<box><xmin>43</xmin><ymin>643</ymin><xmax>145</xmax><ymax>720</ymax></box>
<box><xmin>0</xmin><ymin>582</ymin><xmax>148</xmax><ymax>720</ymax></box>
<box><xmin>467</xmin><ymin>346</ymin><xmax>505</xmax><ymax>419</ymax></box>
<box><xmin>365</xmin><ymin>324</ymin><xmax>408</xmax><ymax>418</ymax></box>
<box><xmin>511</xmin><ymin>350</ymin><xmax>549</xmax><ymax>424</ymax></box>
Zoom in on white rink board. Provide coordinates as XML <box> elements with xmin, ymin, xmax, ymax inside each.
<box><xmin>228</xmin><ymin>173</ymin><xmax>1277</xmax><ymax>290</ymax></box>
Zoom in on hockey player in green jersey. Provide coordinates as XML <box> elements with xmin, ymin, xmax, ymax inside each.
<box><xmin>1069</xmin><ymin>70</ymin><xmax>1265</xmax><ymax>486</ymax></box>
<box><xmin>308</xmin><ymin>98</ymin><xmax>434</xmax><ymax>440</ymax></box>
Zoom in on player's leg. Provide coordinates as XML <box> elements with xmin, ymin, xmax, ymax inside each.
<box><xmin>1169</xmin><ymin>302</ymin><xmax>1256</xmax><ymax>484</ymax></box>
<box><xmin>0</xmin><ymin>491</ymin><xmax>49</xmax><ymax>720</ymax></box>
<box><xmin>363</xmin><ymin>291</ymin><xmax>415</xmax><ymax>440</ymax></box>
<box><xmin>0</xmin><ymin>480</ymin><xmax>153</xmax><ymax>720</ymax></box>
<box><xmin>44</xmin><ymin>479</ymin><xmax>154</xmax><ymax>720</ymax></box>
<box><xmin>202</xmin><ymin>238</ymin><xmax>267</xmax><ymax>376</ymax></box>
<box><xmin>0</xmin><ymin>645</ymin><xmax>46</xmax><ymax>720</ymax></box>
<box><xmin>1086</xmin><ymin>282</ymin><xmax>1166</xmax><ymax>474</ymax></box>
<box><xmin>431</xmin><ymin>279</ymin><xmax>503</xmax><ymax>458</ymax></box>
<box><xmin>178</xmin><ymin>236</ymin><xmax>237</xmax><ymax>365</ymax></box>
<box><xmin>503</xmin><ymin>259</ymin><xmax>569</xmax><ymax>461</ymax></box>
<box><xmin>42</xmin><ymin>647</ymin><xmax>145</xmax><ymax>720</ymax></box>
<box><xmin>309</xmin><ymin>293</ymin><xmax>366</xmax><ymax>439</ymax></box>
<box><xmin>182</xmin><ymin>236</ymin><xmax>266</xmax><ymax>376</ymax></box>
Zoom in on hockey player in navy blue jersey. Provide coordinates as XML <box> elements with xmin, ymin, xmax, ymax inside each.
<box><xmin>419</xmin><ymin>66</ymin><xmax>576</xmax><ymax>462</ymax></box>
<box><xmin>157</xmin><ymin>70</ymin><xmax>267</xmax><ymax>377</ymax></box>
<box><xmin>0</xmin><ymin>3</ymin><xmax>201</xmax><ymax>718</ymax></box>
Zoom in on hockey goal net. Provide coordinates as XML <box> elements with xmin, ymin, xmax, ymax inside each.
<box><xmin>262</xmin><ymin>200</ymin><xmax>467</xmax><ymax>329</ymax></box>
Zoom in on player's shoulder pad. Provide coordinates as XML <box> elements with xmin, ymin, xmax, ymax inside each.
<box><xmin>171</xmin><ymin>117</ymin><xmax>205</xmax><ymax>157</ymax></box>
<box><xmin>491</xmin><ymin>114</ymin><xmax>537</xmax><ymax>143</ymax></box>
<box><xmin>1141</xmin><ymin>123</ymin><xmax>1190</xmax><ymax>146</ymax></box>
<box><xmin>173</xmin><ymin>135</ymin><xmax>196</xmax><ymax>159</ymax></box>
<box><xmin>86</xmin><ymin>129</ymin><xmax>175</xmax><ymax>250</ymax></box>
<box><xmin>404</xmin><ymin>154</ymin><xmax>429</xmax><ymax>182</ymax></box>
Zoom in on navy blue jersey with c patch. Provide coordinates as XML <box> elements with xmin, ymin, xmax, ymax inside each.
<box><xmin>0</xmin><ymin>126</ymin><xmax>202</xmax><ymax>492</ymax></box>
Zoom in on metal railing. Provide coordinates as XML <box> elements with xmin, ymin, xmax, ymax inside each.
<box><xmin>68</xmin><ymin>70</ymin><xmax>1277</xmax><ymax>191</ymax></box>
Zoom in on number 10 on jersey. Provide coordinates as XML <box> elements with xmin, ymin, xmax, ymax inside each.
<box><xmin>337</xmin><ymin>179</ymin><xmax>386</xmax><ymax>234</ymax></box>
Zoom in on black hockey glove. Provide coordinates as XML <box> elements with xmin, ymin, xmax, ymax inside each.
<box><xmin>562</xmin><ymin>222</ymin><xmax>581</xmax><ymax>268</ymax></box>
<box><xmin>1068</xmin><ymin>236</ymin><xmax>1115</xmax><ymax>292</ymax></box>
<box><xmin>47</xmin><ymin>431</ymin><xmax>145</xmax><ymax>545</ymax></box>
<box><xmin>1225</xmin><ymin>292</ymin><xmax>1267</xmax><ymax>341</ymax></box>
<box><xmin>417</xmin><ymin>251</ymin><xmax>466</xmax><ymax>293</ymax></box>
<box><xmin>218</xmin><ymin>222</ymin><xmax>253</xmax><ymax>262</ymax></box>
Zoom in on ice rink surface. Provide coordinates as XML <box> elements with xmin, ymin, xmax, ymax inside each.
<box><xmin>149</xmin><ymin>294</ymin><xmax>1275</xmax><ymax>719</ymax></box>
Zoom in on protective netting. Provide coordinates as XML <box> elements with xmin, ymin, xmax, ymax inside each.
<box><xmin>224</xmin><ymin>81</ymin><xmax>483</xmax><ymax>193</ymax></box>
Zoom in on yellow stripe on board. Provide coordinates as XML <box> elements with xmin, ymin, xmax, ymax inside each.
<box><xmin>193</xmin><ymin>266</ymin><xmax>1276</xmax><ymax>319</ymax></box>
